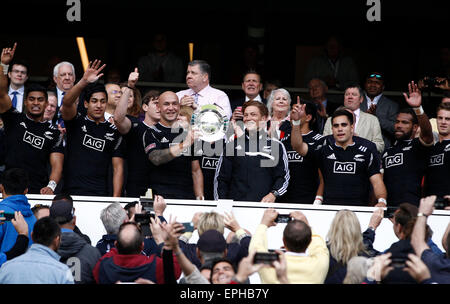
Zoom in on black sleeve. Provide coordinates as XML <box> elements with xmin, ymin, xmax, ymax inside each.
<box><xmin>362</xmin><ymin>228</ymin><xmax>380</xmax><ymax>257</ymax></box>
<box><xmin>162</xmin><ymin>249</ymin><xmax>177</xmax><ymax>284</ymax></box>
<box><xmin>5</xmin><ymin>234</ymin><xmax>29</xmax><ymax>260</ymax></box>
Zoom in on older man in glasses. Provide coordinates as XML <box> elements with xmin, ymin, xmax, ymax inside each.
<box><xmin>361</xmin><ymin>72</ymin><xmax>399</xmax><ymax>149</ymax></box>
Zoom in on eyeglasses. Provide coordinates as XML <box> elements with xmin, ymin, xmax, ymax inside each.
<box><xmin>369</xmin><ymin>74</ymin><xmax>383</xmax><ymax>79</ymax></box>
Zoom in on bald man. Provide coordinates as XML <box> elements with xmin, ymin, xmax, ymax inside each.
<box><xmin>143</xmin><ymin>91</ymin><xmax>204</xmax><ymax>199</ymax></box>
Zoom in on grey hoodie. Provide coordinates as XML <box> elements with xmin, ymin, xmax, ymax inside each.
<box><xmin>57</xmin><ymin>231</ymin><xmax>101</xmax><ymax>284</ymax></box>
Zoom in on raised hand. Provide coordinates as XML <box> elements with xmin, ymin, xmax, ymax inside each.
<box><xmin>290</xmin><ymin>96</ymin><xmax>306</xmax><ymax>122</ymax></box>
<box><xmin>1</xmin><ymin>42</ymin><xmax>17</xmax><ymax>65</ymax></box>
<box><xmin>128</xmin><ymin>67</ymin><xmax>139</xmax><ymax>88</ymax></box>
<box><xmin>82</xmin><ymin>59</ymin><xmax>106</xmax><ymax>84</ymax></box>
<box><xmin>402</xmin><ymin>81</ymin><xmax>422</xmax><ymax>108</ymax></box>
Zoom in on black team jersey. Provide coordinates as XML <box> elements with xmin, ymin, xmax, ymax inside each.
<box><xmin>0</xmin><ymin>108</ymin><xmax>64</xmax><ymax>193</ymax></box>
<box><xmin>196</xmin><ymin>140</ymin><xmax>223</xmax><ymax>201</ymax></box>
<box><xmin>424</xmin><ymin>139</ymin><xmax>450</xmax><ymax>197</ymax></box>
<box><xmin>214</xmin><ymin>131</ymin><xmax>290</xmax><ymax>202</ymax></box>
<box><xmin>123</xmin><ymin>116</ymin><xmax>153</xmax><ymax>197</ymax></box>
<box><xmin>382</xmin><ymin>138</ymin><xmax>431</xmax><ymax>207</ymax></box>
<box><xmin>277</xmin><ymin>121</ymin><xmax>323</xmax><ymax>204</ymax></box>
<box><xmin>310</xmin><ymin>136</ymin><xmax>381</xmax><ymax>206</ymax></box>
<box><xmin>63</xmin><ymin>113</ymin><xmax>124</xmax><ymax>196</ymax></box>
<box><xmin>143</xmin><ymin>123</ymin><xmax>196</xmax><ymax>199</ymax></box>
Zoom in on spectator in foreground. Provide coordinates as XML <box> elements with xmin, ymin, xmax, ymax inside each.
<box><xmin>249</xmin><ymin>208</ymin><xmax>329</xmax><ymax>283</ymax></box>
<box><xmin>0</xmin><ymin>217</ymin><xmax>74</xmax><ymax>284</ymax></box>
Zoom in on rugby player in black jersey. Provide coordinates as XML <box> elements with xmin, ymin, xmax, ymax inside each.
<box><xmin>382</xmin><ymin>81</ymin><xmax>434</xmax><ymax>206</ymax></box>
<box><xmin>0</xmin><ymin>49</ymin><xmax>63</xmax><ymax>194</ymax></box>
<box><xmin>143</xmin><ymin>91</ymin><xmax>204</xmax><ymax>199</ymax></box>
<box><xmin>60</xmin><ymin>60</ymin><xmax>125</xmax><ymax>196</ymax></box>
<box><xmin>291</xmin><ymin>100</ymin><xmax>387</xmax><ymax>207</ymax></box>
<box><xmin>424</xmin><ymin>102</ymin><xmax>450</xmax><ymax>197</ymax></box>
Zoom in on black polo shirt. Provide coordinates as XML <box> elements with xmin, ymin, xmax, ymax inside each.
<box><xmin>123</xmin><ymin>116</ymin><xmax>153</xmax><ymax>197</ymax></box>
<box><xmin>278</xmin><ymin>121</ymin><xmax>323</xmax><ymax>204</ymax></box>
<box><xmin>0</xmin><ymin>108</ymin><xmax>64</xmax><ymax>193</ymax></box>
<box><xmin>63</xmin><ymin>113</ymin><xmax>124</xmax><ymax>196</ymax></box>
<box><xmin>424</xmin><ymin>139</ymin><xmax>450</xmax><ymax>197</ymax></box>
<box><xmin>382</xmin><ymin>138</ymin><xmax>431</xmax><ymax>206</ymax></box>
<box><xmin>143</xmin><ymin>122</ymin><xmax>196</xmax><ymax>199</ymax></box>
<box><xmin>311</xmin><ymin>137</ymin><xmax>381</xmax><ymax>206</ymax></box>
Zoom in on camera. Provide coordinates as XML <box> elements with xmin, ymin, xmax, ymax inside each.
<box><xmin>275</xmin><ymin>214</ymin><xmax>292</xmax><ymax>223</ymax></box>
<box><xmin>253</xmin><ymin>252</ymin><xmax>279</xmax><ymax>265</ymax></box>
<box><xmin>181</xmin><ymin>222</ymin><xmax>195</xmax><ymax>233</ymax></box>
<box><xmin>421</xmin><ymin>76</ymin><xmax>446</xmax><ymax>90</ymax></box>
<box><xmin>0</xmin><ymin>212</ymin><xmax>15</xmax><ymax>222</ymax></box>
<box><xmin>134</xmin><ymin>212</ymin><xmax>155</xmax><ymax>226</ymax></box>
<box><xmin>390</xmin><ymin>257</ymin><xmax>407</xmax><ymax>268</ymax></box>
<box><xmin>434</xmin><ymin>196</ymin><xmax>450</xmax><ymax>210</ymax></box>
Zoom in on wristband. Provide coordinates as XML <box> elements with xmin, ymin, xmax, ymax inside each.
<box><xmin>196</xmin><ymin>196</ymin><xmax>204</xmax><ymax>200</ymax></box>
<box><xmin>47</xmin><ymin>180</ymin><xmax>57</xmax><ymax>192</ymax></box>
<box><xmin>413</xmin><ymin>106</ymin><xmax>424</xmax><ymax>116</ymax></box>
<box><xmin>292</xmin><ymin>120</ymin><xmax>301</xmax><ymax>126</ymax></box>
<box><xmin>0</xmin><ymin>63</ymin><xmax>8</xmax><ymax>75</ymax></box>
<box><xmin>378</xmin><ymin>198</ymin><xmax>387</xmax><ymax>205</ymax></box>
<box><xmin>417</xmin><ymin>213</ymin><xmax>428</xmax><ymax>218</ymax></box>
<box><xmin>313</xmin><ymin>196</ymin><xmax>323</xmax><ymax>205</ymax></box>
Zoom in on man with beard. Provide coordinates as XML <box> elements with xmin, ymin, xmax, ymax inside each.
<box><xmin>0</xmin><ymin>46</ymin><xmax>64</xmax><ymax>194</ymax></box>
<box><xmin>143</xmin><ymin>91</ymin><xmax>204</xmax><ymax>199</ymax></box>
<box><xmin>382</xmin><ymin>81</ymin><xmax>434</xmax><ymax>207</ymax></box>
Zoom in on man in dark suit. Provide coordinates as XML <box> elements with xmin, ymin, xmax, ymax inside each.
<box><xmin>308</xmin><ymin>78</ymin><xmax>340</xmax><ymax>134</ymax></box>
<box><xmin>230</xmin><ymin>71</ymin><xmax>266</xmax><ymax>112</ymax></box>
<box><xmin>360</xmin><ymin>72</ymin><xmax>399</xmax><ymax>149</ymax></box>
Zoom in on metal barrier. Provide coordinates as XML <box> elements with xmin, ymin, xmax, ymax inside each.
<box><xmin>13</xmin><ymin>194</ymin><xmax>450</xmax><ymax>252</ymax></box>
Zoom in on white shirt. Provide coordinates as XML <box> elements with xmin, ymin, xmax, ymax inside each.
<box><xmin>8</xmin><ymin>86</ymin><xmax>24</xmax><ymax>112</ymax></box>
<box><xmin>365</xmin><ymin>93</ymin><xmax>382</xmax><ymax>108</ymax></box>
<box><xmin>245</xmin><ymin>94</ymin><xmax>262</xmax><ymax>102</ymax></box>
<box><xmin>56</xmin><ymin>87</ymin><xmax>65</xmax><ymax>107</ymax></box>
<box><xmin>176</xmin><ymin>85</ymin><xmax>232</xmax><ymax>118</ymax></box>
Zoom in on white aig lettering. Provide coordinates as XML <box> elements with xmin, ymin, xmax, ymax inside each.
<box><xmin>83</xmin><ymin>134</ymin><xmax>105</xmax><ymax>152</ymax></box>
<box><xmin>385</xmin><ymin>153</ymin><xmax>403</xmax><ymax>168</ymax></box>
<box><xmin>366</xmin><ymin>0</ymin><xmax>381</xmax><ymax>22</ymax></box>
<box><xmin>287</xmin><ymin>151</ymin><xmax>303</xmax><ymax>162</ymax></box>
<box><xmin>333</xmin><ymin>161</ymin><xmax>356</xmax><ymax>174</ymax></box>
<box><xmin>429</xmin><ymin>153</ymin><xmax>444</xmax><ymax>167</ymax></box>
<box><xmin>66</xmin><ymin>0</ymin><xmax>81</xmax><ymax>22</ymax></box>
<box><xmin>202</xmin><ymin>157</ymin><xmax>219</xmax><ymax>169</ymax></box>
<box><xmin>23</xmin><ymin>131</ymin><xmax>45</xmax><ymax>149</ymax></box>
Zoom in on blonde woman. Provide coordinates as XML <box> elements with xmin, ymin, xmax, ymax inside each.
<box><xmin>325</xmin><ymin>209</ymin><xmax>382</xmax><ymax>284</ymax></box>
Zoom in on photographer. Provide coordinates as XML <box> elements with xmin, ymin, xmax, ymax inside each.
<box><xmin>411</xmin><ymin>195</ymin><xmax>450</xmax><ymax>283</ymax></box>
<box><xmin>248</xmin><ymin>208</ymin><xmax>329</xmax><ymax>283</ymax></box>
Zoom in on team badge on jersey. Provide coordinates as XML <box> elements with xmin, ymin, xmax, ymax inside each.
<box><xmin>83</xmin><ymin>134</ymin><xmax>105</xmax><ymax>152</ymax></box>
<box><xmin>385</xmin><ymin>153</ymin><xmax>403</xmax><ymax>168</ymax></box>
<box><xmin>23</xmin><ymin>131</ymin><xmax>45</xmax><ymax>149</ymax></box>
<box><xmin>333</xmin><ymin>161</ymin><xmax>356</xmax><ymax>174</ymax></box>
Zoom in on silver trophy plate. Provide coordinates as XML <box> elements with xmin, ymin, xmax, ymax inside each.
<box><xmin>191</xmin><ymin>104</ymin><xmax>229</xmax><ymax>142</ymax></box>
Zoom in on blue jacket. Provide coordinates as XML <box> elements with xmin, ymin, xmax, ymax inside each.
<box><xmin>0</xmin><ymin>195</ymin><xmax>36</xmax><ymax>252</ymax></box>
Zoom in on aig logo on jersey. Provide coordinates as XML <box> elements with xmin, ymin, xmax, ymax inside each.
<box><xmin>23</xmin><ymin>131</ymin><xmax>45</xmax><ymax>149</ymax></box>
<box><xmin>385</xmin><ymin>153</ymin><xmax>403</xmax><ymax>168</ymax></box>
<box><xmin>287</xmin><ymin>151</ymin><xmax>303</xmax><ymax>162</ymax></box>
<box><xmin>83</xmin><ymin>134</ymin><xmax>105</xmax><ymax>152</ymax></box>
<box><xmin>202</xmin><ymin>157</ymin><xmax>219</xmax><ymax>169</ymax></box>
<box><xmin>429</xmin><ymin>153</ymin><xmax>444</xmax><ymax>167</ymax></box>
<box><xmin>333</xmin><ymin>161</ymin><xmax>356</xmax><ymax>174</ymax></box>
